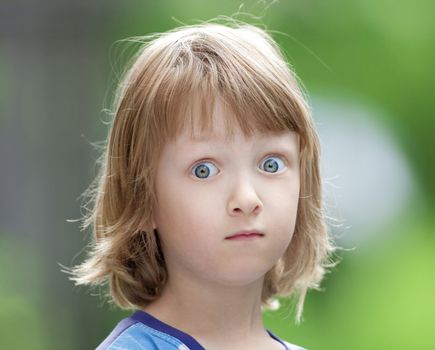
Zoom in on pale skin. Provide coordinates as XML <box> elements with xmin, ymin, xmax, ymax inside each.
<box><xmin>144</xmin><ymin>101</ymin><xmax>301</xmax><ymax>350</ymax></box>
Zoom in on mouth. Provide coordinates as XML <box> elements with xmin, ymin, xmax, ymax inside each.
<box><xmin>225</xmin><ymin>230</ymin><xmax>265</xmax><ymax>240</ymax></box>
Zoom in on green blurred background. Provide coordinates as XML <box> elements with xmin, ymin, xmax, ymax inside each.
<box><xmin>1</xmin><ymin>0</ymin><xmax>434</xmax><ymax>349</ymax></box>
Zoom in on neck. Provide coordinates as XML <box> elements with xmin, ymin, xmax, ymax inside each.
<box><xmin>143</xmin><ymin>273</ymin><xmax>268</xmax><ymax>344</ymax></box>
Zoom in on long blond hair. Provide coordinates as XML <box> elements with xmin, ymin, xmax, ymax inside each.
<box><xmin>68</xmin><ymin>19</ymin><xmax>338</xmax><ymax>324</ymax></box>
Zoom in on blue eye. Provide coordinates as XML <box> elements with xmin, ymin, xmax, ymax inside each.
<box><xmin>260</xmin><ymin>156</ymin><xmax>285</xmax><ymax>173</ymax></box>
<box><xmin>191</xmin><ymin>162</ymin><xmax>219</xmax><ymax>179</ymax></box>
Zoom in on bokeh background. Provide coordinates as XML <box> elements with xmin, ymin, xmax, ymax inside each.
<box><xmin>1</xmin><ymin>0</ymin><xmax>434</xmax><ymax>349</ymax></box>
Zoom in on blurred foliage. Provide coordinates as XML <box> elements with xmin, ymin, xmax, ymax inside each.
<box><xmin>0</xmin><ymin>235</ymin><xmax>49</xmax><ymax>349</ymax></box>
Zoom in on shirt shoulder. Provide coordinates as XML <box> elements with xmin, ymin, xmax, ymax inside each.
<box><xmin>96</xmin><ymin>320</ymin><xmax>189</xmax><ymax>350</ymax></box>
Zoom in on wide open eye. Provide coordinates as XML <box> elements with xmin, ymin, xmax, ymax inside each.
<box><xmin>259</xmin><ymin>156</ymin><xmax>286</xmax><ymax>173</ymax></box>
<box><xmin>191</xmin><ymin>161</ymin><xmax>219</xmax><ymax>179</ymax></box>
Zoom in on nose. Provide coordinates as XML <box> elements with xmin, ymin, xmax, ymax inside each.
<box><xmin>227</xmin><ymin>177</ymin><xmax>263</xmax><ymax>216</ymax></box>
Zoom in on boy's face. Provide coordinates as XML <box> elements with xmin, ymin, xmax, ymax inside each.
<box><xmin>152</xmin><ymin>102</ymin><xmax>300</xmax><ymax>288</ymax></box>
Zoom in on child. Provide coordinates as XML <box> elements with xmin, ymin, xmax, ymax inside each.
<box><xmin>69</xmin><ymin>19</ymin><xmax>336</xmax><ymax>350</ymax></box>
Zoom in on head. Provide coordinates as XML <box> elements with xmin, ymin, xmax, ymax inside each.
<box><xmin>72</xmin><ymin>21</ymin><xmax>335</xmax><ymax>323</ymax></box>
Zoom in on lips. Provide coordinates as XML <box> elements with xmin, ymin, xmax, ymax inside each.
<box><xmin>225</xmin><ymin>230</ymin><xmax>265</xmax><ymax>239</ymax></box>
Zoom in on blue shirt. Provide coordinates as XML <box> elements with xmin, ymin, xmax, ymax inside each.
<box><xmin>96</xmin><ymin>310</ymin><xmax>306</xmax><ymax>350</ymax></box>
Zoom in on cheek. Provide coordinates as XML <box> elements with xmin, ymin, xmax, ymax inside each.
<box><xmin>154</xmin><ymin>184</ymin><xmax>222</xmax><ymax>272</ymax></box>
<box><xmin>154</xmin><ymin>181</ymin><xmax>220</xmax><ymax>241</ymax></box>
<box><xmin>267</xmin><ymin>173</ymin><xmax>299</xmax><ymax>206</ymax></box>
<box><xmin>265</xmin><ymin>180</ymin><xmax>300</xmax><ymax>234</ymax></box>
